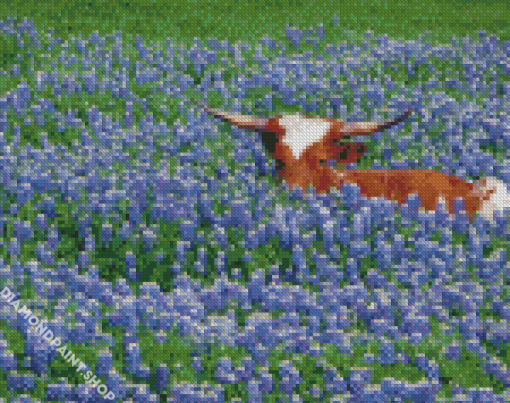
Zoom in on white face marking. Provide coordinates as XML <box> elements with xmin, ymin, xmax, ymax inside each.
<box><xmin>479</xmin><ymin>178</ymin><xmax>510</xmax><ymax>221</ymax></box>
<box><xmin>279</xmin><ymin>114</ymin><xmax>332</xmax><ymax>159</ymax></box>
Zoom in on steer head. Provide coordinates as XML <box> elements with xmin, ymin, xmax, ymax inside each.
<box><xmin>197</xmin><ymin>100</ymin><xmax>412</xmax><ymax>177</ymax></box>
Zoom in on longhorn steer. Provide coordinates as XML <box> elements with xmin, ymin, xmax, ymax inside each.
<box><xmin>199</xmin><ymin>104</ymin><xmax>509</xmax><ymax>223</ymax></box>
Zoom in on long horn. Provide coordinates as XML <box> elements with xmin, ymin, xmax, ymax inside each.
<box><xmin>339</xmin><ymin>108</ymin><xmax>412</xmax><ymax>136</ymax></box>
<box><xmin>198</xmin><ymin>102</ymin><xmax>268</xmax><ymax>131</ymax></box>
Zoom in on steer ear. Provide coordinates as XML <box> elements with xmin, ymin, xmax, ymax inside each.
<box><xmin>199</xmin><ymin>103</ymin><xmax>268</xmax><ymax>131</ymax></box>
<box><xmin>335</xmin><ymin>108</ymin><xmax>413</xmax><ymax>136</ymax></box>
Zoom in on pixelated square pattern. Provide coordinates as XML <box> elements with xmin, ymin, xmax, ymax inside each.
<box><xmin>0</xmin><ymin>5</ymin><xmax>508</xmax><ymax>401</ymax></box>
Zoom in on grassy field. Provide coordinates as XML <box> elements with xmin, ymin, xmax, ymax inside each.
<box><xmin>2</xmin><ymin>0</ymin><xmax>510</xmax><ymax>49</ymax></box>
<box><xmin>0</xmin><ymin>1</ymin><xmax>510</xmax><ymax>402</ymax></box>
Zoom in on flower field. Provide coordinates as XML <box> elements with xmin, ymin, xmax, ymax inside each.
<box><xmin>0</xmin><ymin>15</ymin><xmax>509</xmax><ymax>401</ymax></box>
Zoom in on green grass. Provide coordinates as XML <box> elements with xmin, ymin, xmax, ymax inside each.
<box><xmin>1</xmin><ymin>0</ymin><xmax>510</xmax><ymax>53</ymax></box>
<box><xmin>0</xmin><ymin>3</ymin><xmax>510</xmax><ymax>402</ymax></box>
